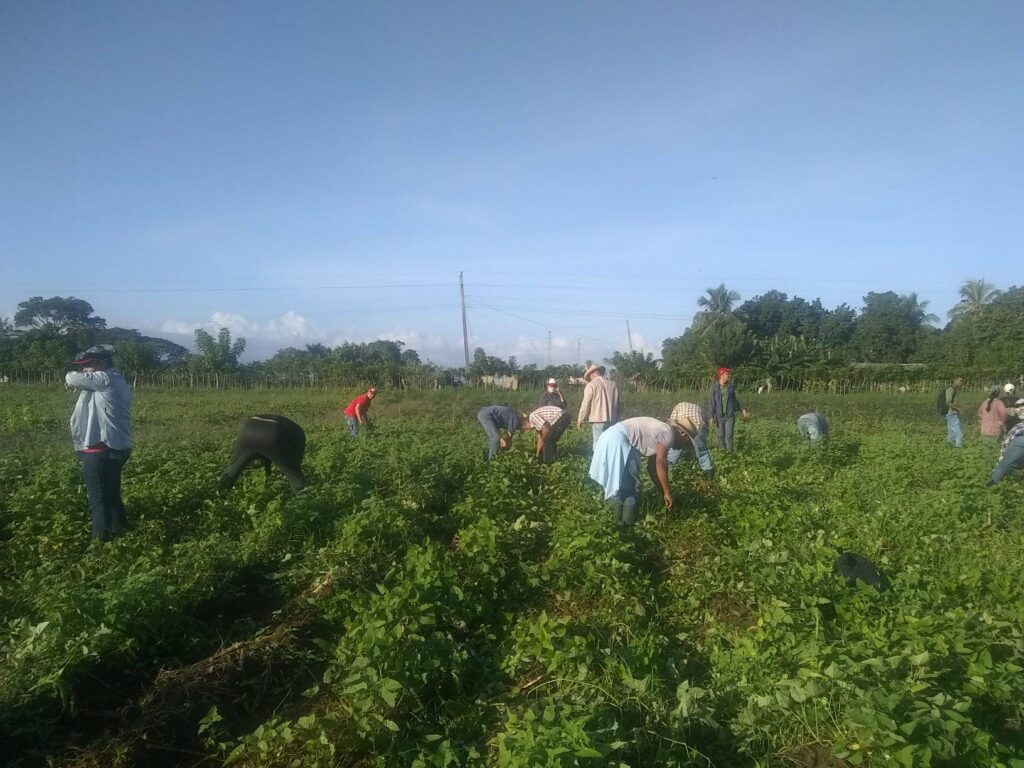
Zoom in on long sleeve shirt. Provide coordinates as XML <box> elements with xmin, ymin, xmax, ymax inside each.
<box><xmin>577</xmin><ymin>376</ymin><xmax>622</xmax><ymax>424</ymax></box>
<box><xmin>708</xmin><ymin>382</ymin><xmax>743</xmax><ymax>422</ymax></box>
<box><xmin>65</xmin><ymin>368</ymin><xmax>133</xmax><ymax>451</ymax></box>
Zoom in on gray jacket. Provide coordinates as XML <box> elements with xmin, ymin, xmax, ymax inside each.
<box><xmin>66</xmin><ymin>368</ymin><xmax>133</xmax><ymax>451</ymax></box>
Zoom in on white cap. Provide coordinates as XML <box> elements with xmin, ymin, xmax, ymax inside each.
<box><xmin>546</xmin><ymin>378</ymin><xmax>557</xmax><ymax>386</ymax></box>
<box><xmin>1005</xmin><ymin>383</ymin><xmax>1016</xmax><ymax>393</ymax></box>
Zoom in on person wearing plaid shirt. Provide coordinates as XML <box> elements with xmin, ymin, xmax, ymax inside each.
<box><xmin>667</xmin><ymin>402</ymin><xmax>715</xmax><ymax>477</ymax></box>
<box><xmin>528</xmin><ymin>405</ymin><xmax>572</xmax><ymax>464</ymax></box>
<box><xmin>987</xmin><ymin>421</ymin><xmax>1024</xmax><ymax>486</ymax></box>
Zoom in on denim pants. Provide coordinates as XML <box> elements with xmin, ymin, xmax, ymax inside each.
<box><xmin>478</xmin><ymin>411</ymin><xmax>502</xmax><ymax>460</ymax></box>
<box><xmin>945</xmin><ymin>412</ymin><xmax>963</xmax><ymax>448</ymax></box>
<box><xmin>716</xmin><ymin>417</ymin><xmax>736</xmax><ymax>452</ymax></box>
<box><xmin>78</xmin><ymin>448</ymin><xmax>131</xmax><ymax>541</ymax></box>
<box><xmin>668</xmin><ymin>425</ymin><xmax>715</xmax><ymax>475</ymax></box>
<box><xmin>346</xmin><ymin>416</ymin><xmax>359</xmax><ymax>437</ymax></box>
<box><xmin>990</xmin><ymin>437</ymin><xmax>1024</xmax><ymax>484</ymax></box>
<box><xmin>610</xmin><ymin>450</ymin><xmax>642</xmax><ymax>527</ymax></box>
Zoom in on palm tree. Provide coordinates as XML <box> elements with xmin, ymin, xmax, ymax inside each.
<box><xmin>697</xmin><ymin>284</ymin><xmax>741</xmax><ymax>316</ymax></box>
<box><xmin>900</xmin><ymin>293</ymin><xmax>939</xmax><ymax>326</ymax></box>
<box><xmin>948</xmin><ymin>279</ymin><xmax>1001</xmax><ymax>320</ymax></box>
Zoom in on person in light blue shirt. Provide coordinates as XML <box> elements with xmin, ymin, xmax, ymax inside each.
<box><xmin>65</xmin><ymin>345</ymin><xmax>133</xmax><ymax>541</ymax></box>
<box><xmin>797</xmin><ymin>411</ymin><xmax>829</xmax><ymax>442</ymax></box>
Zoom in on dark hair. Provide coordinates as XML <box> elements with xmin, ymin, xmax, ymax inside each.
<box><xmin>986</xmin><ymin>387</ymin><xmax>999</xmax><ymax>412</ymax></box>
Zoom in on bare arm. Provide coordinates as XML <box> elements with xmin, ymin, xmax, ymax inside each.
<box><xmin>650</xmin><ymin>444</ymin><xmax>673</xmax><ymax>508</ymax></box>
<box><xmin>356</xmin><ymin>402</ymin><xmax>369</xmax><ymax>424</ymax></box>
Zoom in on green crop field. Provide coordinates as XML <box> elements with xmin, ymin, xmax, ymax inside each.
<box><xmin>1</xmin><ymin>386</ymin><xmax>1022</xmax><ymax>768</ymax></box>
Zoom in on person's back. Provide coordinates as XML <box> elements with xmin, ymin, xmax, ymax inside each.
<box><xmin>978</xmin><ymin>393</ymin><xmax>1007</xmax><ymax>438</ymax></box>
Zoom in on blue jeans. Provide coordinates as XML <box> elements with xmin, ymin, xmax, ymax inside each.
<box><xmin>990</xmin><ymin>437</ymin><xmax>1024</xmax><ymax>484</ymax></box>
<box><xmin>715</xmin><ymin>417</ymin><xmax>736</xmax><ymax>452</ymax></box>
<box><xmin>945</xmin><ymin>412</ymin><xmax>963</xmax><ymax>447</ymax></box>
<box><xmin>346</xmin><ymin>416</ymin><xmax>359</xmax><ymax>437</ymax></box>
<box><xmin>668</xmin><ymin>425</ymin><xmax>715</xmax><ymax>475</ymax></box>
<box><xmin>610</xmin><ymin>450</ymin><xmax>642</xmax><ymax>527</ymax></box>
<box><xmin>478</xmin><ymin>411</ymin><xmax>502</xmax><ymax>460</ymax></box>
<box><xmin>78</xmin><ymin>448</ymin><xmax>131</xmax><ymax>541</ymax></box>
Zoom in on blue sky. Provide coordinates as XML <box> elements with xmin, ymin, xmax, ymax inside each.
<box><xmin>2</xmin><ymin>1</ymin><xmax>1021</xmax><ymax>365</ymax></box>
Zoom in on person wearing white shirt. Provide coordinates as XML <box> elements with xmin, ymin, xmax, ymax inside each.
<box><xmin>65</xmin><ymin>345</ymin><xmax>133</xmax><ymax>541</ymax></box>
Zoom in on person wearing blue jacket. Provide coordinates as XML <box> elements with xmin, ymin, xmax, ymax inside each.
<box><xmin>708</xmin><ymin>367</ymin><xmax>749</xmax><ymax>453</ymax></box>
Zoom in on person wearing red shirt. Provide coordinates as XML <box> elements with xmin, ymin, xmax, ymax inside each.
<box><xmin>344</xmin><ymin>387</ymin><xmax>377</xmax><ymax>436</ymax></box>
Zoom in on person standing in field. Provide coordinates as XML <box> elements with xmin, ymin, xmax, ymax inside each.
<box><xmin>986</xmin><ymin>420</ymin><xmax>1024</xmax><ymax>486</ymax></box>
<box><xmin>527</xmin><ymin>404</ymin><xmax>572</xmax><ymax>464</ymax></box>
<box><xmin>219</xmin><ymin>415</ymin><xmax>306</xmax><ymax>493</ymax></box>
<box><xmin>477</xmin><ymin>405</ymin><xmax>529</xmax><ymax>461</ymax></box>
<box><xmin>708</xmin><ymin>367</ymin><xmax>748</xmax><ymax>453</ymax></box>
<box><xmin>666</xmin><ymin>401</ymin><xmax>715</xmax><ymax>477</ymax></box>
<box><xmin>344</xmin><ymin>386</ymin><xmax>377</xmax><ymax>436</ymax></box>
<box><xmin>538</xmin><ymin>377</ymin><xmax>567</xmax><ymax>409</ymax></box>
<box><xmin>796</xmin><ymin>411</ymin><xmax>829</xmax><ymax>442</ymax></box>
<box><xmin>576</xmin><ymin>364</ymin><xmax>622</xmax><ymax>441</ymax></box>
<box><xmin>977</xmin><ymin>387</ymin><xmax>1008</xmax><ymax>442</ymax></box>
<box><xmin>940</xmin><ymin>377</ymin><xmax>964</xmax><ymax>448</ymax></box>
<box><xmin>65</xmin><ymin>345</ymin><xmax>133</xmax><ymax>542</ymax></box>
<box><xmin>588</xmin><ymin>416</ymin><xmax>693</xmax><ymax>527</ymax></box>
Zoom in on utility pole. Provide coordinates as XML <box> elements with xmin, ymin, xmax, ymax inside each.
<box><xmin>460</xmin><ymin>272</ymin><xmax>470</xmax><ymax>370</ymax></box>
<box><xmin>547</xmin><ymin>330</ymin><xmax>552</xmax><ymax>367</ymax></box>
<box><xmin>626</xmin><ymin>320</ymin><xmax>634</xmax><ymax>354</ymax></box>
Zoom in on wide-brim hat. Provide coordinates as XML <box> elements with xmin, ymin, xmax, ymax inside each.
<box><xmin>583</xmin><ymin>363</ymin><xmax>601</xmax><ymax>378</ymax></box>
<box><xmin>71</xmin><ymin>344</ymin><xmax>115</xmax><ymax>365</ymax></box>
<box><xmin>669</xmin><ymin>417</ymin><xmax>699</xmax><ymax>441</ymax></box>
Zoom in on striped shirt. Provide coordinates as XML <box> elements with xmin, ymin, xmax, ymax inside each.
<box><xmin>529</xmin><ymin>406</ymin><xmax>566</xmax><ymax>430</ymax></box>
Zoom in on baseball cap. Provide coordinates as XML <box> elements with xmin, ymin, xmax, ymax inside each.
<box><xmin>71</xmin><ymin>344</ymin><xmax>115</xmax><ymax>365</ymax></box>
<box><xmin>546</xmin><ymin>378</ymin><xmax>557</xmax><ymax>386</ymax></box>
<box><xmin>716</xmin><ymin>366</ymin><xmax>731</xmax><ymax>377</ymax></box>
<box><xmin>367</xmin><ymin>386</ymin><xmax>378</xmax><ymax>394</ymax></box>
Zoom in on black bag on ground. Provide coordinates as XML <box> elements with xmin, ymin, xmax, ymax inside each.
<box><xmin>833</xmin><ymin>551</ymin><xmax>890</xmax><ymax>592</ymax></box>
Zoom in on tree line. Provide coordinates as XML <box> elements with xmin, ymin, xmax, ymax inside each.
<box><xmin>2</xmin><ymin>281</ymin><xmax>1022</xmax><ymax>388</ymax></box>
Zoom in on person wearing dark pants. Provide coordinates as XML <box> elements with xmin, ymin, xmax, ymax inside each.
<box><xmin>708</xmin><ymin>367</ymin><xmax>748</xmax><ymax>453</ymax></box>
<box><xmin>219</xmin><ymin>415</ymin><xmax>307</xmax><ymax>492</ymax></box>
<box><xmin>477</xmin><ymin>406</ymin><xmax>527</xmax><ymax>460</ymax></box>
<box><xmin>78</xmin><ymin>447</ymin><xmax>131</xmax><ymax>540</ymax></box>
<box><xmin>528</xmin><ymin>405</ymin><xmax>572</xmax><ymax>464</ymax></box>
<box><xmin>65</xmin><ymin>345</ymin><xmax>133</xmax><ymax>541</ymax></box>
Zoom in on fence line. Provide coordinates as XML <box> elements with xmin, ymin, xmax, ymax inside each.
<box><xmin>0</xmin><ymin>368</ymin><xmax>1002</xmax><ymax>395</ymax></box>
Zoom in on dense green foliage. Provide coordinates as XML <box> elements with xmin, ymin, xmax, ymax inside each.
<box><xmin>3</xmin><ymin>284</ymin><xmax>1023</xmax><ymax>388</ymax></box>
<box><xmin>1</xmin><ymin>386</ymin><xmax>1022</xmax><ymax>767</ymax></box>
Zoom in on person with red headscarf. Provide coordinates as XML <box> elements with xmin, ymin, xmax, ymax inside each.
<box><xmin>708</xmin><ymin>367</ymin><xmax>748</xmax><ymax>453</ymax></box>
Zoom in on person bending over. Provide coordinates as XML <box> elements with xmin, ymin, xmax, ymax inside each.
<box><xmin>220</xmin><ymin>414</ymin><xmax>307</xmax><ymax>493</ymax></box>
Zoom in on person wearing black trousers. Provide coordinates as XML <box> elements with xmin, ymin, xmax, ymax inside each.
<box><xmin>219</xmin><ymin>415</ymin><xmax>307</xmax><ymax>493</ymax></box>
